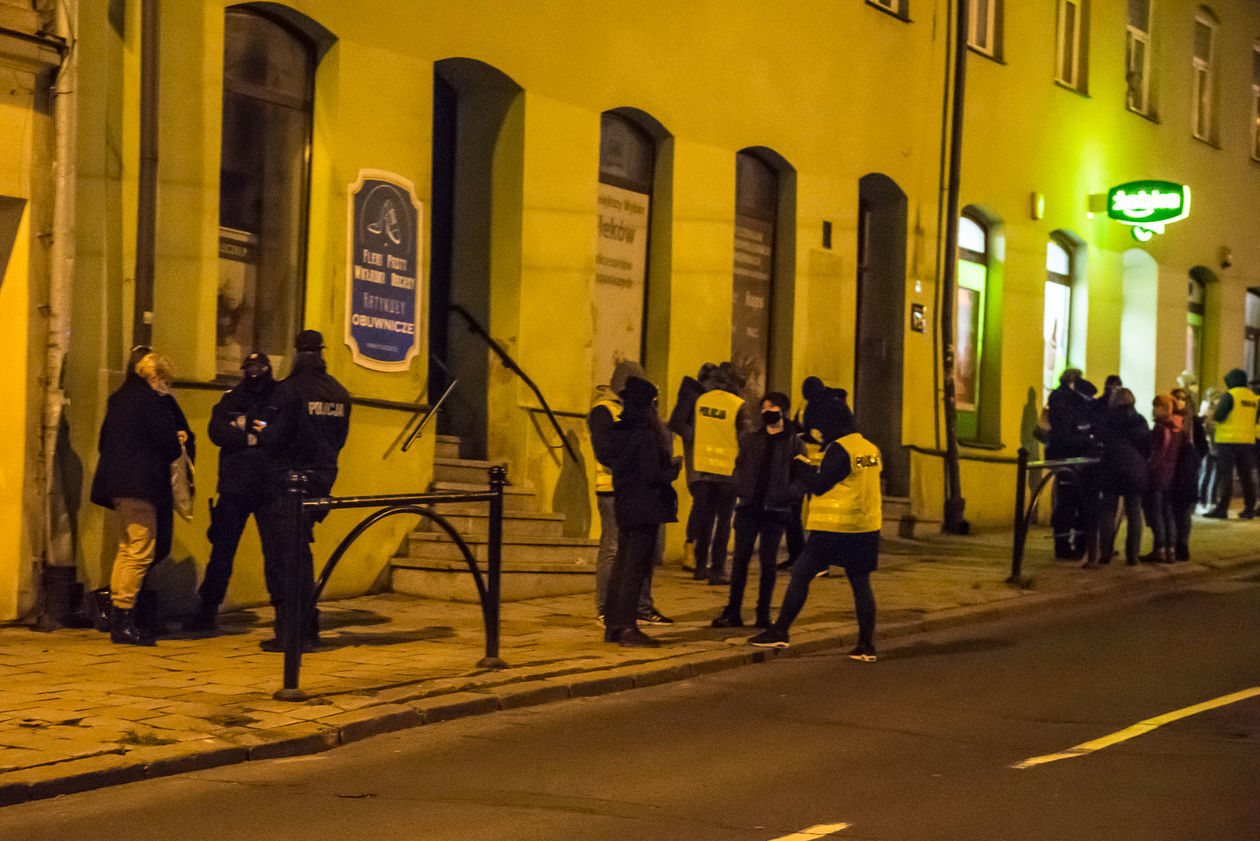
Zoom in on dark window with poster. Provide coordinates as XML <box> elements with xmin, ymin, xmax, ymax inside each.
<box><xmin>732</xmin><ymin>152</ymin><xmax>777</xmax><ymax>398</ymax></box>
<box><xmin>592</xmin><ymin>112</ymin><xmax>654</xmax><ymax>390</ymax></box>
<box><xmin>216</xmin><ymin>7</ymin><xmax>315</xmax><ymax>378</ymax></box>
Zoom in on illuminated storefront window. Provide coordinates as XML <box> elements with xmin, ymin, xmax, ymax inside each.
<box><xmin>1243</xmin><ymin>290</ymin><xmax>1260</xmax><ymax>384</ymax></box>
<box><xmin>732</xmin><ymin>152</ymin><xmax>778</xmax><ymax>397</ymax></box>
<box><xmin>1044</xmin><ymin>241</ymin><xmax>1072</xmax><ymax>397</ymax></box>
<box><xmin>956</xmin><ymin>213</ymin><xmax>988</xmax><ymax>438</ymax></box>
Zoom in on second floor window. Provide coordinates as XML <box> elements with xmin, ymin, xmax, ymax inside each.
<box><xmin>1056</xmin><ymin>0</ymin><xmax>1086</xmax><ymax>91</ymax></box>
<box><xmin>1126</xmin><ymin>0</ymin><xmax>1152</xmax><ymax>114</ymax></box>
<box><xmin>1192</xmin><ymin>8</ymin><xmax>1218</xmax><ymax>143</ymax></box>
<box><xmin>1251</xmin><ymin>42</ymin><xmax>1260</xmax><ymax>161</ymax></box>
<box><xmin>967</xmin><ymin>0</ymin><xmax>999</xmax><ymax>57</ymax></box>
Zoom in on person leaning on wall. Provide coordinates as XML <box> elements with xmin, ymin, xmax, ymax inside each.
<box><xmin>89</xmin><ymin>347</ymin><xmax>195</xmax><ymax>646</ymax></box>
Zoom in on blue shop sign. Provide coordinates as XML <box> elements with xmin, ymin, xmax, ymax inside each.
<box><xmin>346</xmin><ymin>170</ymin><xmax>422</xmax><ymax>370</ymax></box>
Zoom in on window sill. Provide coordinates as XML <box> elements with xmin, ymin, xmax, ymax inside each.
<box><xmin>959</xmin><ymin>439</ymin><xmax>1006</xmax><ymax>451</ymax></box>
<box><xmin>1192</xmin><ymin>133</ymin><xmax>1221</xmax><ymax>150</ymax></box>
<box><xmin>1125</xmin><ymin>106</ymin><xmax>1160</xmax><ymax>124</ymax></box>
<box><xmin>966</xmin><ymin>45</ymin><xmax>1006</xmax><ymax>65</ymax></box>
<box><xmin>1053</xmin><ymin>80</ymin><xmax>1090</xmax><ymax>98</ymax></box>
<box><xmin>865</xmin><ymin>1</ymin><xmax>911</xmax><ymax>23</ymax></box>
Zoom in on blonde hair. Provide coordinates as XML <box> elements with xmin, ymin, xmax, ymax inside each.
<box><xmin>135</xmin><ymin>353</ymin><xmax>175</xmax><ymax>389</ymax></box>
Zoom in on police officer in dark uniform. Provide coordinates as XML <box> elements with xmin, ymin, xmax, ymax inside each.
<box><xmin>185</xmin><ymin>351</ymin><xmax>277</xmax><ymax>633</ymax></box>
<box><xmin>255</xmin><ymin>330</ymin><xmax>351</xmax><ymax>651</ymax></box>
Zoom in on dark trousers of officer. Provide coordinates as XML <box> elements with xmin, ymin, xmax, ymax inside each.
<box><xmin>691</xmin><ymin>480</ymin><xmax>736</xmax><ymax>579</ymax></box>
<box><xmin>724</xmin><ymin>509</ymin><xmax>785</xmax><ymax>623</ymax></box>
<box><xmin>1210</xmin><ymin>443</ymin><xmax>1257</xmax><ymax>515</ymax></box>
<box><xmin>1051</xmin><ymin>471</ymin><xmax>1090</xmax><ymax>558</ymax></box>
<box><xmin>200</xmin><ymin>492</ymin><xmax>269</xmax><ymax>607</ymax></box>
<box><xmin>255</xmin><ymin>494</ymin><xmax>317</xmax><ymax>640</ymax></box>
<box><xmin>773</xmin><ymin>530</ymin><xmax>879</xmax><ymax>647</ymax></box>
<box><xmin>605</xmin><ymin>524</ymin><xmax>658</xmax><ymax>632</ymax></box>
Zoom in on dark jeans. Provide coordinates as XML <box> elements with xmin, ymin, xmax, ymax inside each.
<box><xmin>1172</xmin><ymin>500</ymin><xmax>1194</xmax><ymax>553</ymax></box>
<box><xmin>783</xmin><ymin>498</ymin><xmax>805</xmax><ymax>564</ymax></box>
<box><xmin>691</xmin><ymin>480</ymin><xmax>736</xmax><ymax>577</ymax></box>
<box><xmin>605</xmin><ymin>524</ymin><xmax>659</xmax><ymax>630</ymax></box>
<box><xmin>774</xmin><ymin>530</ymin><xmax>878</xmax><ymax>647</ymax></box>
<box><xmin>1143</xmin><ymin>490</ymin><xmax>1174</xmax><ymax>550</ymax></box>
<box><xmin>594</xmin><ymin>494</ymin><xmax>656</xmax><ymax>616</ymax></box>
<box><xmin>1051</xmin><ymin>471</ymin><xmax>1090</xmax><ymax>556</ymax></box>
<box><xmin>256</xmin><ymin>493</ymin><xmax>317</xmax><ymax>637</ymax></box>
<box><xmin>725</xmin><ymin>509</ymin><xmax>785</xmax><ymax>620</ymax></box>
<box><xmin>1211</xmin><ymin>443</ymin><xmax>1256</xmax><ymax>514</ymax></box>
<box><xmin>1099</xmin><ymin>492</ymin><xmax>1143</xmax><ymax>562</ymax></box>
<box><xmin>1198</xmin><ymin>453</ymin><xmax>1218</xmax><ymax>507</ymax></box>
<box><xmin>200</xmin><ymin>492</ymin><xmax>269</xmax><ymax>607</ymax></box>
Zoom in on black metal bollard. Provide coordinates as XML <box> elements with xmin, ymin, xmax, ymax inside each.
<box><xmin>477</xmin><ymin>465</ymin><xmax>508</xmax><ymax>669</ymax></box>
<box><xmin>1010</xmin><ymin>448</ymin><xmax>1029</xmax><ymax>582</ymax></box>
<box><xmin>275</xmin><ymin>470</ymin><xmax>311</xmax><ymax>702</ymax></box>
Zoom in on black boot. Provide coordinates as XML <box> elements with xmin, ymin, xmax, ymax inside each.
<box><xmin>110</xmin><ymin>607</ymin><xmax>156</xmax><ymax>646</ymax></box>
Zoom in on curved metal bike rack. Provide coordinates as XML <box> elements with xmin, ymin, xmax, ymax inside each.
<box><xmin>1011</xmin><ymin>448</ymin><xmax>1101</xmax><ymax>582</ymax></box>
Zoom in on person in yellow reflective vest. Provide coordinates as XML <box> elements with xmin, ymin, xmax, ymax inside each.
<box><xmin>588</xmin><ymin>360</ymin><xmax>672</xmax><ymax>626</ymax></box>
<box><xmin>690</xmin><ymin>363</ymin><xmax>754</xmax><ymax>584</ymax></box>
<box><xmin>1203</xmin><ymin>368</ymin><xmax>1257</xmax><ymax>519</ymax></box>
<box><xmin>749</xmin><ymin>378</ymin><xmax>881</xmax><ymax>662</ymax></box>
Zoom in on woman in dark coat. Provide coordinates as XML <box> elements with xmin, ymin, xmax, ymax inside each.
<box><xmin>1090</xmin><ymin>387</ymin><xmax>1150</xmax><ymax>567</ymax></box>
<box><xmin>90</xmin><ymin>348</ymin><xmax>194</xmax><ymax>645</ymax></box>
<box><xmin>1169</xmin><ymin>387</ymin><xmax>1207</xmax><ymax>560</ymax></box>
<box><xmin>603</xmin><ymin>376</ymin><xmax>680</xmax><ymax>648</ymax></box>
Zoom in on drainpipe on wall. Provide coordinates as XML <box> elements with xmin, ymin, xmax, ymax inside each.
<box><xmin>132</xmin><ymin>0</ymin><xmax>159</xmax><ymax>348</ymax></box>
<box><xmin>37</xmin><ymin>0</ymin><xmax>76</xmax><ymax>620</ymax></box>
<box><xmin>939</xmin><ymin>0</ymin><xmax>969</xmax><ymax>535</ymax></box>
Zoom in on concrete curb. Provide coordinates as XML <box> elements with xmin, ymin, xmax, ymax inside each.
<box><xmin>2</xmin><ymin>557</ymin><xmax>1255</xmax><ymax>807</ymax></box>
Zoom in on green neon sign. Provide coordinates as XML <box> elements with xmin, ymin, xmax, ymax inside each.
<box><xmin>1106</xmin><ymin>180</ymin><xmax>1190</xmax><ymax>240</ymax></box>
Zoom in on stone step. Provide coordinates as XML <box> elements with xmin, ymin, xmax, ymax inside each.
<box><xmin>433</xmin><ymin>456</ymin><xmax>510</xmax><ymax>486</ymax></box>
<box><xmin>434</xmin><ymin>434</ymin><xmax>462</xmax><ymax>460</ymax></box>
<box><xmin>428</xmin><ymin>481</ymin><xmax>539</xmax><ymax>513</ymax></box>
<box><xmin>400</xmin><ymin>532</ymin><xmax>596</xmax><ymax>565</ymax></box>
<box><xmin>414</xmin><ymin>509</ymin><xmax>568</xmax><ymax>541</ymax></box>
<box><xmin>391</xmin><ymin>537</ymin><xmax>597</xmax><ymax>602</ymax></box>
<box><xmin>882</xmin><ymin>495</ymin><xmax>938</xmax><ymax>538</ymax></box>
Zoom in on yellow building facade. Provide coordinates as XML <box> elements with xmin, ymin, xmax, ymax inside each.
<box><xmin>3</xmin><ymin>0</ymin><xmax>1258</xmax><ymax>621</ymax></box>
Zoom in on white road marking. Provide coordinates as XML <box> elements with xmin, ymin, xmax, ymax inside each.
<box><xmin>768</xmin><ymin>823</ymin><xmax>850</xmax><ymax>840</ymax></box>
<box><xmin>1012</xmin><ymin>687</ymin><xmax>1260</xmax><ymax>769</ymax></box>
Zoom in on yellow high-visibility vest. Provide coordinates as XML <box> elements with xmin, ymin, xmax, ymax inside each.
<box><xmin>591</xmin><ymin>397</ymin><xmax>622</xmax><ymax>493</ymax></box>
<box><xmin>1215</xmin><ymin>386</ymin><xmax>1258</xmax><ymax>443</ymax></box>
<box><xmin>804</xmin><ymin>433</ymin><xmax>883</xmax><ymax>534</ymax></box>
<box><xmin>693</xmin><ymin>390</ymin><xmax>745</xmax><ymax>476</ymax></box>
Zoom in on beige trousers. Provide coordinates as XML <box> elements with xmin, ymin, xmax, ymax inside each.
<box><xmin>110</xmin><ymin>497</ymin><xmax>157</xmax><ymax>609</ymax></box>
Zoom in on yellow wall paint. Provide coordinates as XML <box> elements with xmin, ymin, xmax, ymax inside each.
<box><xmin>0</xmin><ymin>206</ymin><xmax>30</xmax><ymax>620</ymax></box>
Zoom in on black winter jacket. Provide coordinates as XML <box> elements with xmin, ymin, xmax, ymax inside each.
<box><xmin>609</xmin><ymin>413</ymin><xmax>679</xmax><ymax>528</ymax></box>
<box><xmin>208</xmin><ymin>375</ymin><xmax>277</xmax><ymax>497</ymax></box>
<box><xmin>258</xmin><ymin>356</ymin><xmax>351</xmax><ymax>496</ymax></box>
<box><xmin>1095</xmin><ymin>407</ymin><xmax>1151</xmax><ymax>496</ymax></box>
<box><xmin>733</xmin><ymin>428</ymin><xmax>805</xmax><ymax>513</ymax></box>
<box><xmin>90</xmin><ymin>373</ymin><xmax>194</xmax><ymax>509</ymax></box>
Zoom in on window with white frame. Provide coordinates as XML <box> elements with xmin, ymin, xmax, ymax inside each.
<box><xmin>1056</xmin><ymin>0</ymin><xmax>1085</xmax><ymax>90</ymax></box>
<box><xmin>1251</xmin><ymin>41</ymin><xmax>1260</xmax><ymax>160</ymax></box>
<box><xmin>967</xmin><ymin>0</ymin><xmax>1001</xmax><ymax>58</ymax></box>
<box><xmin>1125</xmin><ymin>0</ymin><xmax>1152</xmax><ymax>115</ymax></box>
<box><xmin>1192</xmin><ymin>8</ymin><xmax>1218</xmax><ymax>143</ymax></box>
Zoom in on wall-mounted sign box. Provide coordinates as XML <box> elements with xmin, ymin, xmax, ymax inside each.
<box><xmin>1105</xmin><ymin>180</ymin><xmax>1190</xmax><ymax>241</ymax></box>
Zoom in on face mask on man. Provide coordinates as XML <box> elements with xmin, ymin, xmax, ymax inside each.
<box><xmin>762</xmin><ymin>410</ymin><xmax>782</xmax><ymax>427</ymax></box>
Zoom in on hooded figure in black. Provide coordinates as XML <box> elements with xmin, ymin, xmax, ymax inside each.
<box><xmin>749</xmin><ymin>377</ymin><xmax>882</xmax><ymax>662</ymax></box>
<box><xmin>90</xmin><ymin>347</ymin><xmax>194</xmax><ymax>645</ymax></box>
<box><xmin>185</xmin><ymin>352</ymin><xmax>277</xmax><ymax>632</ymax></box>
<box><xmin>603</xmin><ymin>376</ymin><xmax>680</xmax><ymax>648</ymax></box>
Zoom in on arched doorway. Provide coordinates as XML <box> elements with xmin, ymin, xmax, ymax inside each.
<box><xmin>429</xmin><ymin>58</ymin><xmax>524</xmax><ymax>460</ymax></box>
<box><xmin>856</xmin><ymin>173</ymin><xmax>908</xmax><ymax>496</ymax></box>
<box><xmin>1120</xmin><ymin>248</ymin><xmax>1159</xmax><ymax>412</ymax></box>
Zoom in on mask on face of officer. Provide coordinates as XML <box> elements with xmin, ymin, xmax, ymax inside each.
<box><xmin>240</xmin><ymin>352</ymin><xmax>273</xmax><ymax>392</ymax></box>
<box><xmin>761</xmin><ymin>410</ymin><xmax>782</xmax><ymax>426</ymax></box>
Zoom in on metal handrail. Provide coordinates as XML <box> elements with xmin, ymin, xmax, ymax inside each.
<box><xmin>402</xmin><ymin>355</ymin><xmax>457</xmax><ymax>453</ymax></box>
<box><xmin>1010</xmin><ymin>448</ymin><xmax>1101</xmax><ymax>582</ymax></box>
<box><xmin>449</xmin><ymin>304</ymin><xmax>579</xmax><ymax>463</ymax></box>
<box><xmin>272</xmin><ymin>466</ymin><xmax>508</xmax><ymax>701</ymax></box>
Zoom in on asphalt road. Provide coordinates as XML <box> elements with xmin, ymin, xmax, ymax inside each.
<box><xmin>4</xmin><ymin>570</ymin><xmax>1258</xmax><ymax>841</ymax></box>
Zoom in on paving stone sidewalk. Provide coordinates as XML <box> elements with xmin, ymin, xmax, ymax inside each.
<box><xmin>1</xmin><ymin>518</ymin><xmax>1257</xmax><ymax>806</ymax></box>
